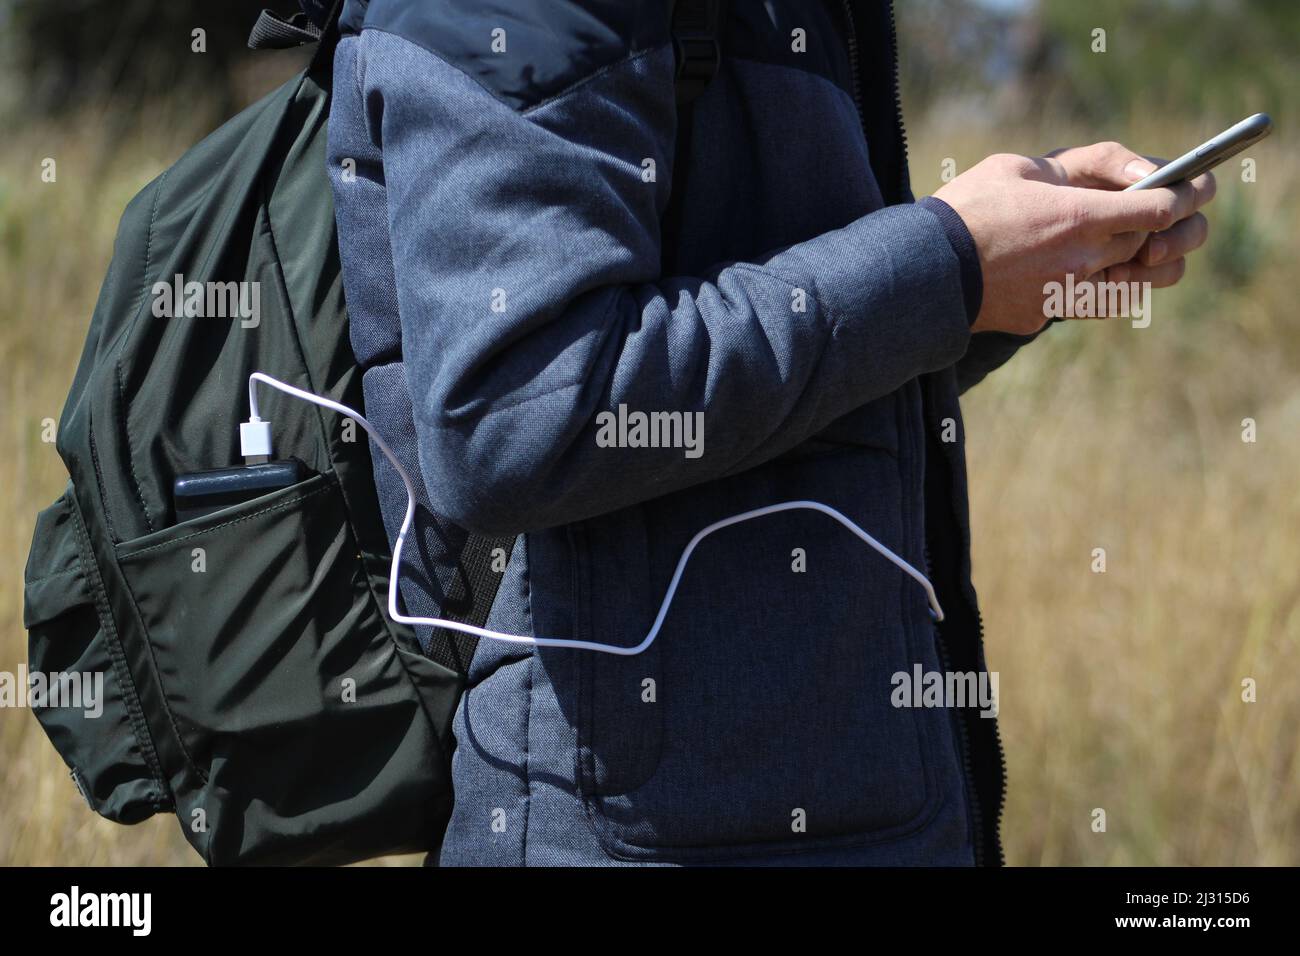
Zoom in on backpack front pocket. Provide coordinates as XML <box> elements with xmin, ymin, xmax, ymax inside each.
<box><xmin>112</xmin><ymin>471</ymin><xmax>460</xmax><ymax>865</ymax></box>
<box><xmin>24</xmin><ymin>486</ymin><xmax>167</xmax><ymax>825</ymax></box>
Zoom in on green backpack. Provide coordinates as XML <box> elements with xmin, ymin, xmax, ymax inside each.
<box><xmin>20</xmin><ymin>11</ymin><xmax>476</xmax><ymax>867</ymax></box>
<box><xmin>21</xmin><ymin>4</ymin><xmax>721</xmax><ymax>865</ymax></box>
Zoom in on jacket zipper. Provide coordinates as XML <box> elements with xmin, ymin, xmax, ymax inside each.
<box><xmin>840</xmin><ymin>0</ymin><xmax>1006</xmax><ymax>864</ymax></box>
<box><xmin>923</xmin><ymin>381</ymin><xmax>1007</xmax><ymax>867</ymax></box>
<box><xmin>916</xmin><ymin>378</ymin><xmax>996</xmax><ymax>866</ymax></box>
<box><xmin>925</xmin><ymin>537</ymin><xmax>994</xmax><ymax>864</ymax></box>
<box><xmin>839</xmin><ymin>1</ymin><xmax>867</xmax><ymax>131</ymax></box>
<box><xmin>839</xmin><ymin>0</ymin><xmax>910</xmax><ymax>203</ymax></box>
<box><xmin>884</xmin><ymin>0</ymin><xmax>909</xmax><ymax>202</ymax></box>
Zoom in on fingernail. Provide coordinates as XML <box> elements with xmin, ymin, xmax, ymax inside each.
<box><xmin>1124</xmin><ymin>159</ymin><xmax>1155</xmax><ymax>182</ymax></box>
<box><xmin>1148</xmin><ymin>238</ymin><xmax>1167</xmax><ymax>264</ymax></box>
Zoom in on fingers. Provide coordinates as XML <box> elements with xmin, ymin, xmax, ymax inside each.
<box><xmin>1137</xmin><ymin>211</ymin><xmax>1209</xmax><ymax>266</ymax></box>
<box><xmin>1098</xmin><ymin>229</ymin><xmax>1150</xmax><ymax>270</ymax></box>
<box><xmin>1095</xmin><ymin>209</ymin><xmax>1210</xmax><ymax>271</ymax></box>
<box><xmin>1169</xmin><ymin>166</ymin><xmax>1217</xmax><ymax>212</ymax></box>
<box><xmin>1094</xmin><ymin>256</ymin><xmax>1187</xmax><ymax>290</ymax></box>
<box><xmin>1047</xmin><ymin>141</ymin><xmax>1217</xmax><ymax>234</ymax></box>
<box><xmin>1133</xmin><ymin>158</ymin><xmax>1217</xmax><ymax>209</ymax></box>
<box><xmin>1082</xmin><ymin>180</ymin><xmax>1201</xmax><ymax>234</ymax></box>
<box><xmin>1046</xmin><ymin>141</ymin><xmax>1160</xmax><ymax>190</ymax></box>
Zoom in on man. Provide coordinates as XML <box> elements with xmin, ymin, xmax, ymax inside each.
<box><xmin>325</xmin><ymin>0</ymin><xmax>1214</xmax><ymax>865</ymax></box>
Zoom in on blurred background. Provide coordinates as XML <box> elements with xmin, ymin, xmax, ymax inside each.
<box><xmin>1</xmin><ymin>0</ymin><xmax>1297</xmax><ymax>865</ymax></box>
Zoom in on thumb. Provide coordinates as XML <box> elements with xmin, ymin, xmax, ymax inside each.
<box><xmin>1046</xmin><ymin>141</ymin><xmax>1161</xmax><ymax>190</ymax></box>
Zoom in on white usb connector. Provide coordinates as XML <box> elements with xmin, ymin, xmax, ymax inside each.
<box><xmin>239</xmin><ymin>417</ymin><xmax>273</xmax><ymax>465</ymax></box>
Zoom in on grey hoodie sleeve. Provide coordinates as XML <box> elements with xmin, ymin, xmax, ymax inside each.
<box><xmin>358</xmin><ymin>30</ymin><xmax>973</xmax><ymax>536</ymax></box>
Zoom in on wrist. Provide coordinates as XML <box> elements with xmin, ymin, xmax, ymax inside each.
<box><xmin>918</xmin><ymin>195</ymin><xmax>983</xmax><ymax>327</ymax></box>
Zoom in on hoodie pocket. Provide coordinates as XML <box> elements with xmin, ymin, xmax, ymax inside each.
<box><xmin>566</xmin><ymin>447</ymin><xmax>940</xmax><ymax>862</ymax></box>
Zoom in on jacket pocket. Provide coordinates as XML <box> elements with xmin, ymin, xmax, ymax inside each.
<box><xmin>24</xmin><ymin>486</ymin><xmax>166</xmax><ymax>824</ymax></box>
<box><xmin>565</xmin><ymin>447</ymin><xmax>940</xmax><ymax>862</ymax></box>
<box><xmin>111</xmin><ymin>470</ymin><xmax>460</xmax><ymax>865</ymax></box>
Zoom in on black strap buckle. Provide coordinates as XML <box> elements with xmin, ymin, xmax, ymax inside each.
<box><xmin>671</xmin><ymin>0</ymin><xmax>722</xmax><ymax>104</ymax></box>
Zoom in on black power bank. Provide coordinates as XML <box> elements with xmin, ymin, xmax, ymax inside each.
<box><xmin>172</xmin><ymin>460</ymin><xmax>307</xmax><ymax>524</ymax></box>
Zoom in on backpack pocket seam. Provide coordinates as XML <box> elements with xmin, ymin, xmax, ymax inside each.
<box><xmin>65</xmin><ymin>487</ymin><xmax>172</xmax><ymax>810</ymax></box>
<box><xmin>116</xmin><ymin>480</ymin><xmax>334</xmax><ymax>560</ymax></box>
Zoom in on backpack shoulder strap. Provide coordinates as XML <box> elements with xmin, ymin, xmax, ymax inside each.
<box><xmin>662</xmin><ymin>0</ymin><xmax>725</xmax><ymax>274</ymax></box>
<box><xmin>247</xmin><ymin>9</ymin><xmax>323</xmax><ymax>49</ymax></box>
<box><xmin>424</xmin><ymin>532</ymin><xmax>515</xmax><ymax>673</ymax></box>
<box><xmin>248</xmin><ymin>0</ymin><xmax>343</xmax><ymax>54</ymax></box>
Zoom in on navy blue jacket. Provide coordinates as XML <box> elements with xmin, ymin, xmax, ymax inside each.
<box><xmin>327</xmin><ymin>0</ymin><xmax>1028</xmax><ymax>865</ymax></box>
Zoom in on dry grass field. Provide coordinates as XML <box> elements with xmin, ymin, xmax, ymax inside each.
<box><xmin>908</xmin><ymin>115</ymin><xmax>1300</xmax><ymax>865</ymax></box>
<box><xmin>2</xmin><ymin>104</ymin><xmax>1296</xmax><ymax>866</ymax></box>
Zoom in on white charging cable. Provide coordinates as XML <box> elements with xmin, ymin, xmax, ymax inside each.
<box><xmin>244</xmin><ymin>371</ymin><xmax>944</xmax><ymax>655</ymax></box>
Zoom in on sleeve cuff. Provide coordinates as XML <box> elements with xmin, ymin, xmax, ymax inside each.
<box><xmin>918</xmin><ymin>196</ymin><xmax>983</xmax><ymax>327</ymax></box>
<box><xmin>790</xmin><ymin>203</ymin><xmax>973</xmax><ymax>381</ymax></box>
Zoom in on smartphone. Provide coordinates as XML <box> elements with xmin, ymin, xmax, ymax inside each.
<box><xmin>1125</xmin><ymin>113</ymin><xmax>1272</xmax><ymax>191</ymax></box>
<box><xmin>172</xmin><ymin>459</ymin><xmax>306</xmax><ymax>523</ymax></box>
